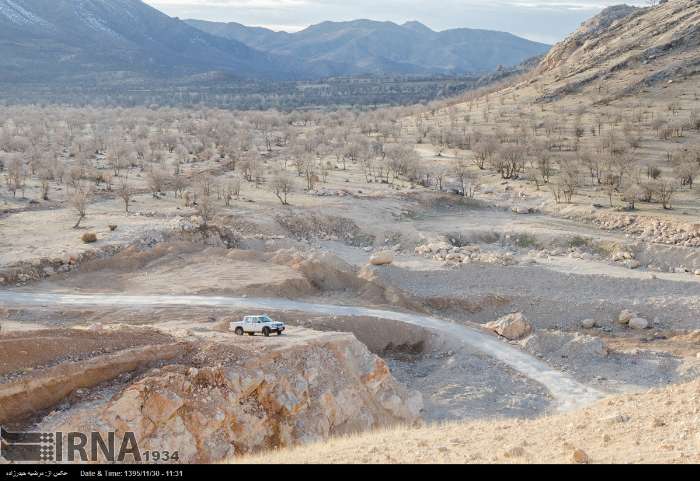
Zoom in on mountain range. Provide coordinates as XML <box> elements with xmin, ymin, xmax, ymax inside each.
<box><xmin>0</xmin><ymin>0</ymin><xmax>294</xmax><ymax>83</ymax></box>
<box><xmin>185</xmin><ymin>18</ymin><xmax>551</xmax><ymax>77</ymax></box>
<box><xmin>0</xmin><ymin>0</ymin><xmax>550</xmax><ymax>84</ymax></box>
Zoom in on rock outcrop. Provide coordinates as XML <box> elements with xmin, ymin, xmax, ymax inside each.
<box><xmin>538</xmin><ymin>5</ymin><xmax>640</xmax><ymax>73</ymax></box>
<box><xmin>45</xmin><ymin>332</ymin><xmax>422</xmax><ymax>463</ymax></box>
<box><xmin>485</xmin><ymin>313</ymin><xmax>533</xmax><ymax>340</ymax></box>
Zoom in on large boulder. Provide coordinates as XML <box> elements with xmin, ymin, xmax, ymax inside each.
<box><xmin>618</xmin><ymin>309</ymin><xmax>637</xmax><ymax>325</ymax></box>
<box><xmin>485</xmin><ymin>313</ymin><xmax>533</xmax><ymax>340</ymax></box>
<box><xmin>629</xmin><ymin>317</ymin><xmax>649</xmax><ymax>330</ymax></box>
<box><xmin>369</xmin><ymin>251</ymin><xmax>394</xmax><ymax>266</ymax></box>
<box><xmin>581</xmin><ymin>319</ymin><xmax>597</xmax><ymax>329</ymax></box>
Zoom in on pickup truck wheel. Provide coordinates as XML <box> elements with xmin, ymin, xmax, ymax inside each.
<box><xmin>262</xmin><ymin>327</ymin><xmax>271</xmax><ymax>337</ymax></box>
<box><xmin>277</xmin><ymin>331</ymin><xmax>282</xmax><ymax>336</ymax></box>
<box><xmin>234</xmin><ymin>327</ymin><xmax>244</xmax><ymax>336</ymax></box>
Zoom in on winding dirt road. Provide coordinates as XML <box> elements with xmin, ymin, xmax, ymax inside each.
<box><xmin>0</xmin><ymin>291</ymin><xmax>603</xmax><ymax>411</ymax></box>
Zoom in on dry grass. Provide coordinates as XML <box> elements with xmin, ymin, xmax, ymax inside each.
<box><xmin>237</xmin><ymin>379</ymin><xmax>700</xmax><ymax>464</ymax></box>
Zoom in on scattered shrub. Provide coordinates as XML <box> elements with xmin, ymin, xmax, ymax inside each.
<box><xmin>568</xmin><ymin>236</ymin><xmax>590</xmax><ymax>249</ymax></box>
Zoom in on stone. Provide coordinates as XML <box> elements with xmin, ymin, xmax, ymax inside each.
<box><xmin>623</xmin><ymin>259</ymin><xmax>641</xmax><ymax>269</ymax></box>
<box><xmin>369</xmin><ymin>251</ymin><xmax>394</xmax><ymax>266</ymax></box>
<box><xmin>485</xmin><ymin>313</ymin><xmax>533</xmax><ymax>340</ymax></box>
<box><xmin>605</xmin><ymin>414</ymin><xmax>630</xmax><ymax>424</ymax></box>
<box><xmin>581</xmin><ymin>319</ymin><xmax>597</xmax><ymax>329</ymax></box>
<box><xmin>572</xmin><ymin>449</ymin><xmax>589</xmax><ymax>464</ymax></box>
<box><xmin>618</xmin><ymin>309</ymin><xmax>637</xmax><ymax>324</ymax></box>
<box><xmin>629</xmin><ymin>317</ymin><xmax>649</xmax><ymax>330</ymax></box>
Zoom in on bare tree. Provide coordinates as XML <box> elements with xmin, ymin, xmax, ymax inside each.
<box><xmin>622</xmin><ymin>184</ymin><xmax>642</xmax><ymax>210</ymax></box>
<box><xmin>5</xmin><ymin>156</ymin><xmax>26</xmax><ymax>197</ymax></box>
<box><xmin>147</xmin><ymin>167</ymin><xmax>169</xmax><ymax>198</ymax></box>
<box><xmin>70</xmin><ymin>183</ymin><xmax>92</xmax><ymax>229</ymax></box>
<box><xmin>493</xmin><ymin>145</ymin><xmax>524</xmax><ymax>179</ymax></box>
<box><xmin>559</xmin><ymin>161</ymin><xmax>580</xmax><ymax>203</ymax></box>
<box><xmin>270</xmin><ymin>170</ymin><xmax>295</xmax><ymax>206</ymax></box>
<box><xmin>452</xmin><ymin>157</ymin><xmax>477</xmax><ymax>198</ymax></box>
<box><xmin>38</xmin><ymin>169</ymin><xmax>51</xmax><ymax>201</ymax></box>
<box><xmin>472</xmin><ymin>136</ymin><xmax>497</xmax><ymax>170</ymax></box>
<box><xmin>195</xmin><ymin>189</ymin><xmax>217</xmax><ymax>227</ymax></box>
<box><xmin>655</xmin><ymin>179</ymin><xmax>677</xmax><ymax>210</ymax></box>
<box><xmin>117</xmin><ymin>177</ymin><xmax>133</xmax><ymax>214</ymax></box>
<box><xmin>223</xmin><ymin>176</ymin><xmax>242</xmax><ymax>207</ymax></box>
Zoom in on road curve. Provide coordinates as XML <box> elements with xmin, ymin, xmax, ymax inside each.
<box><xmin>0</xmin><ymin>291</ymin><xmax>604</xmax><ymax>411</ymax></box>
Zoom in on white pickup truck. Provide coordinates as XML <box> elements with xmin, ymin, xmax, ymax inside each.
<box><xmin>230</xmin><ymin>315</ymin><xmax>286</xmax><ymax>337</ymax></box>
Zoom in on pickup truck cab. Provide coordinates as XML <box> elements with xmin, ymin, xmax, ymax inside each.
<box><xmin>230</xmin><ymin>315</ymin><xmax>285</xmax><ymax>337</ymax></box>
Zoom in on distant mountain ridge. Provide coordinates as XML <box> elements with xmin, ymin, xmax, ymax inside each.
<box><xmin>0</xmin><ymin>0</ymin><xmax>299</xmax><ymax>83</ymax></box>
<box><xmin>0</xmin><ymin>0</ymin><xmax>550</xmax><ymax>84</ymax></box>
<box><xmin>186</xmin><ymin>18</ymin><xmax>552</xmax><ymax>76</ymax></box>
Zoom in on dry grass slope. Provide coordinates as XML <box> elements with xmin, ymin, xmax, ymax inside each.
<box><xmin>239</xmin><ymin>378</ymin><xmax>700</xmax><ymax>464</ymax></box>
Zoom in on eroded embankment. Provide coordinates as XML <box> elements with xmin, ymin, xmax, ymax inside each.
<box><xmin>32</xmin><ymin>329</ymin><xmax>422</xmax><ymax>463</ymax></box>
<box><xmin>0</xmin><ymin>328</ymin><xmax>189</xmax><ymax>425</ymax></box>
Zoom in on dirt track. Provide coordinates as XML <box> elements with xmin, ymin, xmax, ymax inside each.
<box><xmin>0</xmin><ymin>291</ymin><xmax>603</xmax><ymax>411</ymax></box>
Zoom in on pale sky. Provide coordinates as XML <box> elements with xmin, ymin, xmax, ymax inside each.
<box><xmin>145</xmin><ymin>0</ymin><xmax>645</xmax><ymax>45</ymax></box>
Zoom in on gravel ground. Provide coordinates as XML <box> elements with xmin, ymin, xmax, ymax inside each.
<box><xmin>387</xmin><ymin>346</ymin><xmax>552</xmax><ymax>422</ymax></box>
<box><xmin>372</xmin><ymin>262</ymin><xmax>700</xmax><ymax>330</ymax></box>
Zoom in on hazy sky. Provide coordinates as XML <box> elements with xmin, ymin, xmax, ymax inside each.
<box><xmin>145</xmin><ymin>0</ymin><xmax>645</xmax><ymax>44</ymax></box>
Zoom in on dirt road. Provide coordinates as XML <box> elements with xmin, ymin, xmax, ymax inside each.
<box><xmin>0</xmin><ymin>291</ymin><xmax>603</xmax><ymax>411</ymax></box>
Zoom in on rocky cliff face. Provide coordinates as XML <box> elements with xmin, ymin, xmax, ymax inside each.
<box><xmin>43</xmin><ymin>332</ymin><xmax>423</xmax><ymax>463</ymax></box>
<box><xmin>534</xmin><ymin>0</ymin><xmax>700</xmax><ymax>98</ymax></box>
<box><xmin>537</xmin><ymin>5</ymin><xmax>640</xmax><ymax>73</ymax></box>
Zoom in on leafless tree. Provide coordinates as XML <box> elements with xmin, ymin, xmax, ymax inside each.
<box><xmin>70</xmin><ymin>183</ymin><xmax>92</xmax><ymax>229</ymax></box>
<box><xmin>117</xmin><ymin>177</ymin><xmax>134</xmax><ymax>214</ymax></box>
<box><xmin>4</xmin><ymin>156</ymin><xmax>26</xmax><ymax>197</ymax></box>
<box><xmin>655</xmin><ymin>179</ymin><xmax>677</xmax><ymax>210</ymax></box>
<box><xmin>147</xmin><ymin>167</ymin><xmax>169</xmax><ymax>198</ymax></box>
<box><xmin>38</xmin><ymin>168</ymin><xmax>52</xmax><ymax>201</ymax></box>
<box><xmin>472</xmin><ymin>136</ymin><xmax>498</xmax><ymax>170</ymax></box>
<box><xmin>493</xmin><ymin>145</ymin><xmax>524</xmax><ymax>179</ymax></box>
<box><xmin>195</xmin><ymin>189</ymin><xmax>217</xmax><ymax>227</ymax></box>
<box><xmin>452</xmin><ymin>157</ymin><xmax>477</xmax><ymax>197</ymax></box>
<box><xmin>270</xmin><ymin>170</ymin><xmax>295</xmax><ymax>206</ymax></box>
<box><xmin>223</xmin><ymin>177</ymin><xmax>242</xmax><ymax>207</ymax></box>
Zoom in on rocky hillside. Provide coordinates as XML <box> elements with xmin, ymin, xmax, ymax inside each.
<box><xmin>186</xmin><ymin>19</ymin><xmax>551</xmax><ymax>76</ymax></box>
<box><xmin>534</xmin><ymin>0</ymin><xmax>700</xmax><ymax>100</ymax></box>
